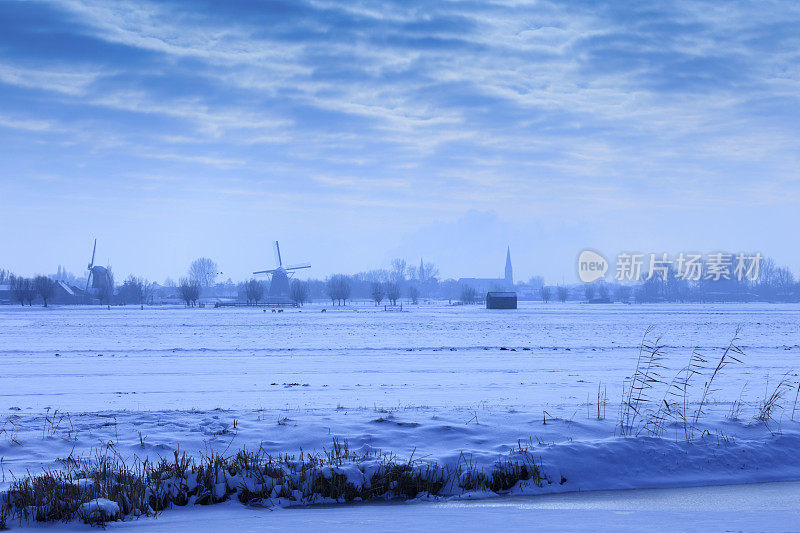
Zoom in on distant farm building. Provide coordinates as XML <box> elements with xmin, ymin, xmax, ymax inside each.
<box><xmin>0</xmin><ymin>284</ymin><xmax>10</xmax><ymax>304</ymax></box>
<box><xmin>486</xmin><ymin>291</ymin><xmax>517</xmax><ymax>309</ymax></box>
<box><xmin>458</xmin><ymin>246</ymin><xmax>514</xmax><ymax>294</ymax></box>
<box><xmin>52</xmin><ymin>281</ymin><xmax>83</xmax><ymax>305</ymax></box>
<box><xmin>0</xmin><ymin>280</ymin><xmax>83</xmax><ymax>305</ymax></box>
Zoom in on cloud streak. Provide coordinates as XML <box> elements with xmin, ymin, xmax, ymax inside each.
<box><xmin>0</xmin><ymin>0</ymin><xmax>798</xmax><ymax>279</ymax></box>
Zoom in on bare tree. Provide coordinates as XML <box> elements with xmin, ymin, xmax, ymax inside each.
<box><xmin>338</xmin><ymin>276</ymin><xmax>351</xmax><ymax>305</ymax></box>
<box><xmin>390</xmin><ymin>259</ymin><xmax>407</xmax><ymax>283</ymax></box>
<box><xmin>460</xmin><ymin>285</ymin><xmax>477</xmax><ymax>304</ymax></box>
<box><xmin>370</xmin><ymin>282</ymin><xmax>384</xmax><ymax>305</ymax></box>
<box><xmin>142</xmin><ymin>280</ymin><xmax>155</xmax><ymax>304</ymax></box>
<box><xmin>54</xmin><ymin>265</ymin><xmax>81</xmax><ymax>285</ymax></box>
<box><xmin>179</xmin><ymin>277</ymin><xmax>201</xmax><ymax>307</ymax></box>
<box><xmin>188</xmin><ymin>258</ymin><xmax>219</xmax><ymax>287</ymax></box>
<box><xmin>541</xmin><ymin>286</ymin><xmax>551</xmax><ymax>303</ymax></box>
<box><xmin>326</xmin><ymin>274</ymin><xmax>351</xmax><ymax>305</ymax></box>
<box><xmin>408</xmin><ymin>285</ymin><xmax>419</xmax><ymax>304</ymax></box>
<box><xmin>119</xmin><ymin>275</ymin><xmax>145</xmax><ymax>304</ymax></box>
<box><xmin>597</xmin><ymin>282</ymin><xmax>610</xmax><ymax>301</ymax></box>
<box><xmin>420</xmin><ymin>262</ymin><xmax>439</xmax><ymax>283</ymax></box>
<box><xmin>99</xmin><ymin>267</ymin><xmax>115</xmax><ymax>305</ymax></box>
<box><xmin>755</xmin><ymin>258</ymin><xmax>781</xmax><ymax>301</ymax></box>
<box><xmin>357</xmin><ymin>269</ymin><xmax>390</xmax><ymax>284</ymax></box>
<box><xmin>385</xmin><ymin>281</ymin><xmax>400</xmax><ymax>305</ymax></box>
<box><xmin>775</xmin><ymin>267</ymin><xmax>795</xmax><ymax>301</ymax></box>
<box><xmin>10</xmin><ymin>275</ymin><xmax>30</xmax><ymax>306</ymax></box>
<box><xmin>326</xmin><ymin>277</ymin><xmax>336</xmax><ymax>305</ymax></box>
<box><xmin>34</xmin><ymin>276</ymin><xmax>56</xmax><ymax>307</ymax></box>
<box><xmin>24</xmin><ymin>279</ymin><xmax>36</xmax><ymax>305</ymax></box>
<box><xmin>0</xmin><ymin>269</ymin><xmax>10</xmax><ymax>285</ymax></box>
<box><xmin>245</xmin><ymin>279</ymin><xmax>264</xmax><ymax>304</ymax></box>
<box><xmin>557</xmin><ymin>285</ymin><xmax>568</xmax><ymax>303</ymax></box>
<box><xmin>290</xmin><ymin>279</ymin><xmax>310</xmax><ymax>306</ymax></box>
<box><xmin>615</xmin><ymin>285</ymin><xmax>632</xmax><ymax>303</ymax></box>
<box><xmin>584</xmin><ymin>283</ymin><xmax>595</xmax><ymax>301</ymax></box>
<box><xmin>415</xmin><ymin>261</ymin><xmax>440</xmax><ymax>297</ymax></box>
<box><xmin>339</xmin><ymin>276</ymin><xmax>351</xmax><ymax>305</ymax></box>
<box><xmin>760</xmin><ymin>258</ymin><xmax>777</xmax><ymax>285</ymax></box>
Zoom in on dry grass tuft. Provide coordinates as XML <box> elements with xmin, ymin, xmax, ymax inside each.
<box><xmin>0</xmin><ymin>438</ymin><xmax>550</xmax><ymax>526</ymax></box>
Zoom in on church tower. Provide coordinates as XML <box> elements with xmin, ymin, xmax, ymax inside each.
<box><xmin>504</xmin><ymin>246</ymin><xmax>513</xmax><ymax>288</ymax></box>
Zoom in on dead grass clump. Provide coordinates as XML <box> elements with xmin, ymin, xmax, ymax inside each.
<box><xmin>756</xmin><ymin>373</ymin><xmax>794</xmax><ymax>431</ymax></box>
<box><xmin>0</xmin><ymin>438</ymin><xmax>550</xmax><ymax>526</ymax></box>
<box><xmin>618</xmin><ymin>327</ymin><xmax>666</xmax><ymax>436</ymax></box>
<box><xmin>311</xmin><ymin>472</ymin><xmax>361</xmax><ymax>501</ymax></box>
<box><xmin>370</xmin><ymin>463</ymin><xmax>447</xmax><ymax>499</ymax></box>
<box><xmin>456</xmin><ymin>452</ymin><xmax>549</xmax><ymax>494</ymax></box>
<box><xmin>619</xmin><ymin>327</ymin><xmax>747</xmax><ymax>441</ymax></box>
<box><xmin>0</xmin><ymin>496</ymin><xmax>8</xmax><ymax>531</ymax></box>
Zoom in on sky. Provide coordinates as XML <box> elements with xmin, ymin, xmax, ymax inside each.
<box><xmin>1</xmin><ymin>0</ymin><xmax>799</xmax><ymax>284</ymax></box>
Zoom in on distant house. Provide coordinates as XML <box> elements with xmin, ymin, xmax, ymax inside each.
<box><xmin>458</xmin><ymin>246</ymin><xmax>514</xmax><ymax>294</ymax></box>
<box><xmin>52</xmin><ymin>281</ymin><xmax>84</xmax><ymax>305</ymax></box>
<box><xmin>486</xmin><ymin>291</ymin><xmax>517</xmax><ymax>309</ymax></box>
<box><xmin>0</xmin><ymin>280</ymin><xmax>84</xmax><ymax>305</ymax></box>
<box><xmin>149</xmin><ymin>283</ymin><xmax>180</xmax><ymax>304</ymax></box>
<box><xmin>0</xmin><ymin>284</ymin><xmax>10</xmax><ymax>304</ymax></box>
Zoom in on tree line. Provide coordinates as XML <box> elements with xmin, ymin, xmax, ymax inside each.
<box><xmin>6</xmin><ymin>275</ymin><xmax>57</xmax><ymax>306</ymax></box>
<box><xmin>3</xmin><ymin>254</ymin><xmax>798</xmax><ymax>307</ymax></box>
<box><xmin>537</xmin><ymin>258</ymin><xmax>798</xmax><ymax>304</ymax></box>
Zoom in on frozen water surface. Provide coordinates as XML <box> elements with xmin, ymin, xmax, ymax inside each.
<box><xmin>12</xmin><ymin>481</ymin><xmax>800</xmax><ymax>532</ymax></box>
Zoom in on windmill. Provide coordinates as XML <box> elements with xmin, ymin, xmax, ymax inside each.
<box><xmin>253</xmin><ymin>241</ymin><xmax>310</xmax><ymax>304</ymax></box>
<box><xmin>85</xmin><ymin>239</ymin><xmax>113</xmax><ymax>303</ymax></box>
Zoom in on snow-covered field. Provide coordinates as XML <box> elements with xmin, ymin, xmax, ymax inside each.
<box><xmin>2</xmin><ymin>302</ymin><xmax>799</xmax><ymax>529</ymax></box>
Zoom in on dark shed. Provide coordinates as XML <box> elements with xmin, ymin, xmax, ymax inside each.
<box><xmin>486</xmin><ymin>291</ymin><xmax>517</xmax><ymax>309</ymax></box>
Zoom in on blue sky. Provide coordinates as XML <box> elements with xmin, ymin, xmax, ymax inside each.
<box><xmin>1</xmin><ymin>0</ymin><xmax>798</xmax><ymax>283</ymax></box>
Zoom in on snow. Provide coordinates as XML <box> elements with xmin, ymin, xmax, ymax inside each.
<box><xmin>79</xmin><ymin>498</ymin><xmax>120</xmax><ymax>518</ymax></box>
<box><xmin>11</xmin><ymin>482</ymin><xmax>800</xmax><ymax>531</ymax></box>
<box><xmin>1</xmin><ymin>302</ymin><xmax>799</xmax><ymax>527</ymax></box>
<box><xmin>105</xmin><ymin>481</ymin><xmax>800</xmax><ymax>532</ymax></box>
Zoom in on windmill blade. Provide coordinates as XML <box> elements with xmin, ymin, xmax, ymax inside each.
<box><xmin>273</xmin><ymin>241</ymin><xmax>282</xmax><ymax>268</ymax></box>
<box><xmin>85</xmin><ymin>271</ymin><xmax>91</xmax><ymax>294</ymax></box>
<box><xmin>284</xmin><ymin>263</ymin><xmax>311</xmax><ymax>271</ymax></box>
<box><xmin>253</xmin><ymin>269</ymin><xmax>278</xmax><ymax>275</ymax></box>
<box><xmin>89</xmin><ymin>239</ymin><xmax>97</xmax><ymax>268</ymax></box>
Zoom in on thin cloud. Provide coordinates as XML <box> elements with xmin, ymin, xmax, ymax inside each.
<box><xmin>1</xmin><ymin>0</ymin><xmax>798</xmax><ymax>279</ymax></box>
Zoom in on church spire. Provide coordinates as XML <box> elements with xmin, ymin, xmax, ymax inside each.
<box><xmin>505</xmin><ymin>246</ymin><xmax>513</xmax><ymax>287</ymax></box>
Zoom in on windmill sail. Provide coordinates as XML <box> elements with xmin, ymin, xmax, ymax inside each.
<box><xmin>85</xmin><ymin>239</ymin><xmax>96</xmax><ymax>293</ymax></box>
<box><xmin>283</xmin><ymin>263</ymin><xmax>311</xmax><ymax>271</ymax></box>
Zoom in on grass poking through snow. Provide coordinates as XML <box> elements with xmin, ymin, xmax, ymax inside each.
<box><xmin>0</xmin><ymin>438</ymin><xmax>549</xmax><ymax>526</ymax></box>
